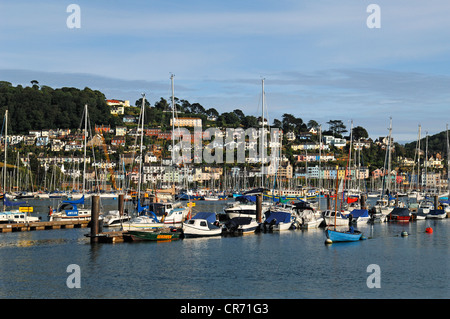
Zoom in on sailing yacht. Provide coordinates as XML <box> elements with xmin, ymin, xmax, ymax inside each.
<box><xmin>49</xmin><ymin>105</ymin><xmax>102</xmax><ymax>222</ymax></box>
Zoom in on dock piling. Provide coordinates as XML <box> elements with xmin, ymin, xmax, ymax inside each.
<box><xmin>256</xmin><ymin>194</ymin><xmax>262</xmax><ymax>223</ymax></box>
<box><xmin>90</xmin><ymin>195</ymin><xmax>100</xmax><ymax>244</ymax></box>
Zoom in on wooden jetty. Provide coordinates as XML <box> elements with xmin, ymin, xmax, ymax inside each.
<box><xmin>0</xmin><ymin>220</ymin><xmax>90</xmax><ymax>233</ymax></box>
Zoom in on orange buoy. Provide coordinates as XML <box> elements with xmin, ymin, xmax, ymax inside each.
<box><xmin>425</xmin><ymin>227</ymin><xmax>433</xmax><ymax>234</ymax></box>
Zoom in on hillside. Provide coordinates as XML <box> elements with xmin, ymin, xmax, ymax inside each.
<box><xmin>0</xmin><ymin>81</ymin><xmax>121</xmax><ymax>134</ymax></box>
<box><xmin>404</xmin><ymin>129</ymin><xmax>449</xmax><ymax>157</ymax></box>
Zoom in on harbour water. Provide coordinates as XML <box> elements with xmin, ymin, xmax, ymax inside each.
<box><xmin>0</xmin><ymin>197</ymin><xmax>448</xmax><ymax>300</ymax></box>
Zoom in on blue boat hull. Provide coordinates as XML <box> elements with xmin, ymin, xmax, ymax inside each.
<box><xmin>326</xmin><ymin>229</ymin><xmax>362</xmax><ymax>242</ymax></box>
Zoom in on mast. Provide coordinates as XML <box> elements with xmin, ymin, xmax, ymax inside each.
<box><xmin>171</xmin><ymin>74</ymin><xmax>175</xmax><ymax>165</ymax></box>
<box><xmin>138</xmin><ymin>94</ymin><xmax>145</xmax><ymax>200</ymax></box>
<box><xmin>318</xmin><ymin>125</ymin><xmax>322</xmax><ymax>210</ymax></box>
<box><xmin>386</xmin><ymin>117</ymin><xmax>392</xmax><ymax>195</ymax></box>
<box><xmin>425</xmin><ymin>131</ymin><xmax>428</xmax><ymax>192</ymax></box>
<box><xmin>3</xmin><ymin>110</ymin><xmax>7</xmax><ymax>203</ymax></box>
<box><xmin>83</xmin><ymin>104</ymin><xmax>87</xmax><ymax>196</ymax></box>
<box><xmin>416</xmin><ymin>125</ymin><xmax>421</xmax><ymax>191</ymax></box>
<box><xmin>447</xmin><ymin>124</ymin><xmax>449</xmax><ymax>195</ymax></box>
<box><xmin>261</xmin><ymin>78</ymin><xmax>265</xmax><ymax>189</ymax></box>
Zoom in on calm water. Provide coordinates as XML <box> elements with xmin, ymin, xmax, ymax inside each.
<box><xmin>0</xmin><ymin>198</ymin><xmax>448</xmax><ymax>299</ymax></box>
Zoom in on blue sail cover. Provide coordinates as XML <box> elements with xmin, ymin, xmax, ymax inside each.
<box><xmin>264</xmin><ymin>211</ymin><xmax>291</xmax><ymax>224</ymax></box>
<box><xmin>350</xmin><ymin>209</ymin><xmax>369</xmax><ymax>218</ymax></box>
<box><xmin>3</xmin><ymin>197</ymin><xmax>26</xmax><ymax>206</ymax></box>
<box><xmin>192</xmin><ymin>212</ymin><xmax>217</xmax><ymax>223</ymax></box>
<box><xmin>62</xmin><ymin>195</ymin><xmax>85</xmax><ymax>205</ymax></box>
<box><xmin>136</xmin><ymin>198</ymin><xmax>148</xmax><ymax>213</ymax></box>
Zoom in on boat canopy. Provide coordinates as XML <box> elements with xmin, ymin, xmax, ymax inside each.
<box><xmin>264</xmin><ymin>211</ymin><xmax>291</xmax><ymax>224</ymax></box>
<box><xmin>235</xmin><ymin>195</ymin><xmax>257</xmax><ymax>203</ymax></box>
<box><xmin>192</xmin><ymin>212</ymin><xmax>216</xmax><ymax>223</ymax></box>
<box><xmin>350</xmin><ymin>209</ymin><xmax>369</xmax><ymax>218</ymax></box>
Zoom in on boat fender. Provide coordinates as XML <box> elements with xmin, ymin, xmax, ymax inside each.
<box><xmin>425</xmin><ymin>227</ymin><xmax>433</xmax><ymax>234</ymax></box>
<box><xmin>437</xmin><ymin>206</ymin><xmax>443</xmax><ymax>210</ymax></box>
<box><xmin>401</xmin><ymin>231</ymin><xmax>408</xmax><ymax>237</ymax></box>
<box><xmin>325</xmin><ymin>239</ymin><xmax>333</xmax><ymax>244</ymax></box>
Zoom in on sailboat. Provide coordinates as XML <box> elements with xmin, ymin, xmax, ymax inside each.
<box><xmin>49</xmin><ymin>104</ymin><xmax>101</xmax><ymax>222</ymax></box>
<box><xmin>121</xmin><ymin>94</ymin><xmax>165</xmax><ymax>231</ymax></box>
<box><xmin>0</xmin><ymin>110</ymin><xmax>39</xmax><ymax>224</ymax></box>
<box><xmin>325</xmin><ymin>162</ymin><xmax>363</xmax><ymax>243</ymax></box>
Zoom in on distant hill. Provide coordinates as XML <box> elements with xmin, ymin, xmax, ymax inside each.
<box><xmin>404</xmin><ymin>129</ymin><xmax>449</xmax><ymax>156</ymax></box>
<box><xmin>0</xmin><ymin>81</ymin><xmax>121</xmax><ymax>134</ymax></box>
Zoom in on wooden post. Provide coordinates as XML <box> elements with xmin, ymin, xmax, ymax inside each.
<box><xmin>327</xmin><ymin>195</ymin><xmax>331</xmax><ymax>210</ymax></box>
<box><xmin>90</xmin><ymin>195</ymin><xmax>100</xmax><ymax>244</ymax></box>
<box><xmin>256</xmin><ymin>194</ymin><xmax>262</xmax><ymax>223</ymax></box>
<box><xmin>360</xmin><ymin>194</ymin><xmax>366</xmax><ymax>210</ymax></box>
<box><xmin>118</xmin><ymin>194</ymin><xmax>124</xmax><ymax>217</ymax></box>
<box><xmin>434</xmin><ymin>195</ymin><xmax>439</xmax><ymax>210</ymax></box>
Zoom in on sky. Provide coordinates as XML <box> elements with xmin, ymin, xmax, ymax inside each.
<box><xmin>1</xmin><ymin>0</ymin><xmax>450</xmax><ymax>143</ymax></box>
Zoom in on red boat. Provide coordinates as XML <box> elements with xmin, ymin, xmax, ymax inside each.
<box><xmin>388</xmin><ymin>207</ymin><xmax>411</xmax><ymax>222</ymax></box>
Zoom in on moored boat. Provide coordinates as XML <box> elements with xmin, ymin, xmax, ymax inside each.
<box><xmin>182</xmin><ymin>212</ymin><xmax>222</xmax><ymax>237</ymax></box>
<box><xmin>388</xmin><ymin>207</ymin><xmax>411</xmax><ymax>222</ymax></box>
<box><xmin>49</xmin><ymin>195</ymin><xmax>92</xmax><ymax>221</ymax></box>
<box><xmin>260</xmin><ymin>210</ymin><xmax>293</xmax><ymax>231</ymax></box>
<box><xmin>326</xmin><ymin>228</ymin><xmax>363</xmax><ymax>243</ymax></box>
<box><xmin>426</xmin><ymin>209</ymin><xmax>447</xmax><ymax>219</ymax></box>
<box><xmin>223</xmin><ymin>217</ymin><xmax>259</xmax><ymax>235</ymax></box>
<box><xmin>127</xmin><ymin>229</ymin><xmax>182</xmax><ymax>241</ymax></box>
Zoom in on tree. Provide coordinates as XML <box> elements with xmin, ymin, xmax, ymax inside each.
<box><xmin>307</xmin><ymin>120</ymin><xmax>319</xmax><ymax>129</ymax></box>
<box><xmin>206</xmin><ymin>108</ymin><xmax>219</xmax><ymax>118</ymax></box>
<box><xmin>352</xmin><ymin>126</ymin><xmax>369</xmax><ymax>140</ymax></box>
<box><xmin>135</xmin><ymin>97</ymin><xmax>150</xmax><ymax>108</ymax></box>
<box><xmin>327</xmin><ymin>120</ymin><xmax>347</xmax><ymax>137</ymax></box>
<box><xmin>154</xmin><ymin>97</ymin><xmax>169</xmax><ymax>111</ymax></box>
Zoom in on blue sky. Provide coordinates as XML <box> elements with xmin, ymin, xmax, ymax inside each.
<box><xmin>1</xmin><ymin>1</ymin><xmax>450</xmax><ymax>143</ymax></box>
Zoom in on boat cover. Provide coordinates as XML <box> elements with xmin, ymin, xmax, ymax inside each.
<box><xmin>192</xmin><ymin>212</ymin><xmax>217</xmax><ymax>223</ymax></box>
<box><xmin>235</xmin><ymin>195</ymin><xmax>256</xmax><ymax>203</ymax></box>
<box><xmin>62</xmin><ymin>195</ymin><xmax>85</xmax><ymax>205</ymax></box>
<box><xmin>3</xmin><ymin>197</ymin><xmax>26</xmax><ymax>206</ymax></box>
<box><xmin>225</xmin><ymin>217</ymin><xmax>252</xmax><ymax>228</ymax></box>
<box><xmin>350</xmin><ymin>209</ymin><xmax>369</xmax><ymax>218</ymax></box>
<box><xmin>389</xmin><ymin>207</ymin><xmax>410</xmax><ymax>217</ymax></box>
<box><xmin>264</xmin><ymin>211</ymin><xmax>291</xmax><ymax>224</ymax></box>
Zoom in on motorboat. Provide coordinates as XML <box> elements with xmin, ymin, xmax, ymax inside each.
<box><xmin>426</xmin><ymin>209</ymin><xmax>447</xmax><ymax>219</ymax></box>
<box><xmin>373</xmin><ymin>197</ymin><xmax>395</xmax><ymax>220</ymax></box>
<box><xmin>260</xmin><ymin>210</ymin><xmax>293</xmax><ymax>231</ymax></box>
<box><xmin>146</xmin><ymin>202</ymin><xmax>189</xmax><ymax>226</ymax></box>
<box><xmin>223</xmin><ymin>217</ymin><xmax>259</xmax><ymax>235</ymax></box>
<box><xmin>418</xmin><ymin>200</ymin><xmax>434</xmax><ymax>215</ymax></box>
<box><xmin>103</xmin><ymin>210</ymin><xmax>132</xmax><ymax>227</ymax></box>
<box><xmin>121</xmin><ymin>214</ymin><xmax>165</xmax><ymax>231</ymax></box>
<box><xmin>223</xmin><ymin>195</ymin><xmax>269</xmax><ymax>219</ymax></box>
<box><xmin>388</xmin><ymin>207</ymin><xmax>411</xmax><ymax>222</ymax></box>
<box><xmin>182</xmin><ymin>212</ymin><xmax>222</xmax><ymax>237</ymax></box>
<box><xmin>348</xmin><ymin>209</ymin><xmax>370</xmax><ymax>224</ymax></box>
<box><xmin>0</xmin><ymin>198</ymin><xmax>39</xmax><ymax>224</ymax></box>
<box><xmin>322</xmin><ymin>210</ymin><xmax>349</xmax><ymax>226</ymax></box>
<box><xmin>127</xmin><ymin>228</ymin><xmax>182</xmax><ymax>241</ymax></box>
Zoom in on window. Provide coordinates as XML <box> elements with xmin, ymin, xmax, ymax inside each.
<box><xmin>200</xmin><ymin>221</ymin><xmax>207</xmax><ymax>227</ymax></box>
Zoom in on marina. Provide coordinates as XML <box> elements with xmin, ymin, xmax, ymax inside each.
<box><xmin>0</xmin><ymin>194</ymin><xmax>448</xmax><ymax>300</ymax></box>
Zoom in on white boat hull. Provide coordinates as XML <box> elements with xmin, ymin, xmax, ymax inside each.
<box><xmin>183</xmin><ymin>223</ymin><xmax>222</xmax><ymax>237</ymax></box>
